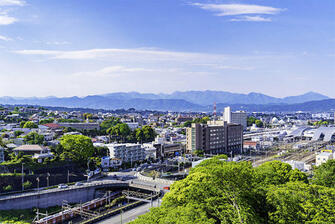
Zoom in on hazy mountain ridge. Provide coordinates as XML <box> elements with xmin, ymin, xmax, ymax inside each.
<box><xmin>0</xmin><ymin>91</ymin><xmax>332</xmax><ymax>112</ymax></box>
<box><xmin>97</xmin><ymin>90</ymin><xmax>329</xmax><ymax>105</ymax></box>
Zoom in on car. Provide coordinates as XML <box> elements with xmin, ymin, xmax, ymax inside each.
<box><xmin>163</xmin><ymin>186</ymin><xmax>170</xmax><ymax>190</ymax></box>
<box><xmin>58</xmin><ymin>184</ymin><xmax>68</xmax><ymax>189</ymax></box>
<box><xmin>75</xmin><ymin>182</ymin><xmax>83</xmax><ymax>186</ymax></box>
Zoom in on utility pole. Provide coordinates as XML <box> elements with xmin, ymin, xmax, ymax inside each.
<box><xmin>36</xmin><ymin>177</ymin><xmax>40</xmax><ymax>193</ymax></box>
<box><xmin>21</xmin><ymin>163</ymin><xmax>24</xmax><ymax>191</ymax></box>
<box><xmin>120</xmin><ymin>209</ymin><xmax>123</xmax><ymax>224</ymax></box>
<box><xmin>67</xmin><ymin>170</ymin><xmax>70</xmax><ymax>183</ymax></box>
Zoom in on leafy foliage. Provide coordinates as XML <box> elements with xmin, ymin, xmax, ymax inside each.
<box><xmin>130</xmin><ymin>158</ymin><xmax>332</xmax><ymax>224</ymax></box>
<box><xmin>313</xmin><ymin>159</ymin><xmax>335</xmax><ymax>187</ymax></box>
<box><xmin>60</xmin><ymin>135</ymin><xmax>94</xmax><ymax>165</ymax></box>
<box><xmin>23</xmin><ymin>121</ymin><xmax>38</xmax><ymax>129</ymax></box>
<box><xmin>24</xmin><ymin>132</ymin><xmax>44</xmax><ymax>144</ymax></box>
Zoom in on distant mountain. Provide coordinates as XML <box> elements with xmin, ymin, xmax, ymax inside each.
<box><xmin>0</xmin><ymin>91</ymin><xmax>332</xmax><ymax>112</ymax></box>
<box><xmin>215</xmin><ymin>99</ymin><xmax>335</xmax><ymax>113</ymax></box>
<box><xmin>100</xmin><ymin>90</ymin><xmax>330</xmax><ymax>105</ymax></box>
<box><xmin>282</xmin><ymin>91</ymin><xmax>329</xmax><ymax>104</ymax></box>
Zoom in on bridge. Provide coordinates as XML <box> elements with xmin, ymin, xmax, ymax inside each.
<box><xmin>0</xmin><ymin>179</ymin><xmax>160</xmax><ymax>210</ymax></box>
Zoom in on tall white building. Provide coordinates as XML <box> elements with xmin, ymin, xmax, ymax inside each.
<box><xmin>223</xmin><ymin>107</ymin><xmax>247</xmax><ymax>129</ymax></box>
<box><xmin>106</xmin><ymin>143</ymin><xmax>146</xmax><ymax>163</ymax></box>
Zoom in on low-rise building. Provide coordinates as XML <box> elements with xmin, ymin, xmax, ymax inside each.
<box><xmin>316</xmin><ymin>152</ymin><xmax>333</xmax><ymax>166</ymax></box>
<box><xmin>101</xmin><ymin>156</ymin><xmax>122</xmax><ymax>169</ymax></box>
<box><xmin>106</xmin><ymin>143</ymin><xmax>146</xmax><ymax>163</ymax></box>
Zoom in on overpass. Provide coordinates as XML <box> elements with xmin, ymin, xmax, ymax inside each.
<box><xmin>0</xmin><ymin>179</ymin><xmax>159</xmax><ymax>210</ymax></box>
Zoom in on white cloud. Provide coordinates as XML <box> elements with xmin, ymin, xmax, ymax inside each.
<box><xmin>13</xmin><ymin>48</ymin><xmax>227</xmax><ymax>62</ymax></box>
<box><xmin>46</xmin><ymin>41</ymin><xmax>71</xmax><ymax>45</ymax></box>
<box><xmin>0</xmin><ymin>0</ymin><xmax>25</xmax><ymax>6</ymax></box>
<box><xmin>72</xmin><ymin>66</ymin><xmax>177</xmax><ymax>78</ymax></box>
<box><xmin>0</xmin><ymin>34</ymin><xmax>11</xmax><ymax>41</ymax></box>
<box><xmin>192</xmin><ymin>3</ymin><xmax>283</xmax><ymax>16</ymax></box>
<box><xmin>230</xmin><ymin>16</ymin><xmax>272</xmax><ymax>22</ymax></box>
<box><xmin>0</xmin><ymin>14</ymin><xmax>16</xmax><ymax>25</ymax></box>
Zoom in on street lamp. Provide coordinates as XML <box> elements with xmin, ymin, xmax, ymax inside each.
<box><xmin>21</xmin><ymin>163</ymin><xmax>24</xmax><ymax>191</ymax></box>
<box><xmin>46</xmin><ymin>172</ymin><xmax>50</xmax><ymax>187</ymax></box>
<box><xmin>36</xmin><ymin>177</ymin><xmax>40</xmax><ymax>193</ymax></box>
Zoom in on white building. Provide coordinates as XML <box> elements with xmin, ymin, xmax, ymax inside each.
<box><xmin>101</xmin><ymin>156</ymin><xmax>122</xmax><ymax>169</ymax></box>
<box><xmin>106</xmin><ymin>143</ymin><xmax>146</xmax><ymax>163</ymax></box>
<box><xmin>223</xmin><ymin>107</ymin><xmax>247</xmax><ymax>129</ymax></box>
<box><xmin>316</xmin><ymin>152</ymin><xmax>333</xmax><ymax>166</ymax></box>
<box><xmin>125</xmin><ymin>122</ymin><xmax>139</xmax><ymax>131</ymax></box>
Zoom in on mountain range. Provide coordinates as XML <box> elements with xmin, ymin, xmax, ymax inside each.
<box><xmin>0</xmin><ymin>91</ymin><xmax>333</xmax><ymax>112</ymax></box>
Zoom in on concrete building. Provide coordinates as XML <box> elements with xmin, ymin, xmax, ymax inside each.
<box><xmin>222</xmin><ymin>107</ymin><xmax>247</xmax><ymax>129</ymax></box>
<box><xmin>186</xmin><ymin>122</ymin><xmax>243</xmax><ymax>155</ymax></box>
<box><xmin>101</xmin><ymin>156</ymin><xmax>122</xmax><ymax>169</ymax></box>
<box><xmin>106</xmin><ymin>143</ymin><xmax>146</xmax><ymax>163</ymax></box>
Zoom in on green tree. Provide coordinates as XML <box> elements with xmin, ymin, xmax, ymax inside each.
<box><xmin>23</xmin><ymin>121</ymin><xmax>38</xmax><ymax>129</ymax></box>
<box><xmin>183</xmin><ymin>120</ymin><xmax>192</xmax><ymax>128</ymax></box>
<box><xmin>254</xmin><ymin>160</ymin><xmax>293</xmax><ymax>187</ymax></box>
<box><xmin>20</xmin><ymin>121</ymin><xmax>27</xmax><ymax>128</ymax></box>
<box><xmin>14</xmin><ymin>130</ymin><xmax>24</xmax><ymax>137</ymax></box>
<box><xmin>108</xmin><ymin>123</ymin><xmax>131</xmax><ymax>142</ymax></box>
<box><xmin>266</xmin><ymin>182</ymin><xmax>335</xmax><ymax>224</ymax></box>
<box><xmin>100</xmin><ymin>117</ymin><xmax>121</xmax><ymax>133</ymax></box>
<box><xmin>247</xmin><ymin>116</ymin><xmax>257</xmax><ymax>127</ymax></box>
<box><xmin>60</xmin><ymin>135</ymin><xmax>94</xmax><ymax>165</ymax></box>
<box><xmin>255</xmin><ymin>120</ymin><xmax>264</xmax><ymax>128</ymax></box>
<box><xmin>313</xmin><ymin>159</ymin><xmax>335</xmax><ymax>188</ymax></box>
<box><xmin>39</xmin><ymin>118</ymin><xmax>54</xmax><ymax>125</ymax></box>
<box><xmin>131</xmin><ymin>159</ymin><xmax>263</xmax><ymax>224</ymax></box>
<box><xmin>3</xmin><ymin>185</ymin><xmax>12</xmax><ymax>191</ymax></box>
<box><xmin>24</xmin><ymin>132</ymin><xmax>44</xmax><ymax>144</ymax></box>
<box><xmin>22</xmin><ymin>181</ymin><xmax>32</xmax><ymax>189</ymax></box>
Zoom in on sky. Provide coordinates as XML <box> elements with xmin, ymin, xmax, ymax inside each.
<box><xmin>0</xmin><ymin>0</ymin><xmax>334</xmax><ymax>98</ymax></box>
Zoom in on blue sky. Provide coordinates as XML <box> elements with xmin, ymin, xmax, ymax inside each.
<box><xmin>0</xmin><ymin>0</ymin><xmax>334</xmax><ymax>98</ymax></box>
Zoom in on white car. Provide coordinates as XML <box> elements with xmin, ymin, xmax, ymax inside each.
<box><xmin>75</xmin><ymin>182</ymin><xmax>83</xmax><ymax>186</ymax></box>
<box><xmin>58</xmin><ymin>184</ymin><xmax>68</xmax><ymax>189</ymax></box>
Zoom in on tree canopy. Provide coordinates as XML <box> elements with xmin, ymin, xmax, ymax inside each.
<box><xmin>23</xmin><ymin>121</ymin><xmax>38</xmax><ymax>129</ymax></box>
<box><xmin>24</xmin><ymin>132</ymin><xmax>44</xmax><ymax>145</ymax></box>
<box><xmin>59</xmin><ymin>135</ymin><xmax>94</xmax><ymax>165</ymax></box>
<box><xmin>313</xmin><ymin>159</ymin><xmax>335</xmax><ymax>188</ymax></box>
<box><xmin>130</xmin><ymin>158</ymin><xmax>333</xmax><ymax>224</ymax></box>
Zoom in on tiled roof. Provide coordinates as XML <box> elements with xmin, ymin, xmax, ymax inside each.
<box><xmin>42</xmin><ymin>123</ymin><xmax>61</xmax><ymax>129</ymax></box>
<box><xmin>14</xmin><ymin>145</ymin><xmax>46</xmax><ymax>151</ymax></box>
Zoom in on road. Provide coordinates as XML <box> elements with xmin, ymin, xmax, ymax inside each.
<box><xmin>97</xmin><ymin>199</ymin><xmax>161</xmax><ymax>224</ymax></box>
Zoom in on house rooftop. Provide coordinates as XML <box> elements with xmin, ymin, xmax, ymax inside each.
<box><xmin>13</xmin><ymin>145</ymin><xmax>47</xmax><ymax>151</ymax></box>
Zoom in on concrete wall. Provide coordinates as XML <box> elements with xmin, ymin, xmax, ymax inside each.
<box><xmin>0</xmin><ymin>187</ymin><xmax>95</xmax><ymax>210</ymax></box>
<box><xmin>0</xmin><ymin>183</ymin><xmax>128</xmax><ymax>210</ymax></box>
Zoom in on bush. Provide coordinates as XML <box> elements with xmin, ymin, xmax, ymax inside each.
<box><xmin>22</xmin><ymin>181</ymin><xmax>32</xmax><ymax>189</ymax></box>
<box><xmin>3</xmin><ymin>185</ymin><xmax>13</xmax><ymax>191</ymax></box>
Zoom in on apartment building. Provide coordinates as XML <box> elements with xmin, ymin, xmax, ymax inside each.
<box><xmin>106</xmin><ymin>143</ymin><xmax>146</xmax><ymax>163</ymax></box>
<box><xmin>186</xmin><ymin>122</ymin><xmax>243</xmax><ymax>155</ymax></box>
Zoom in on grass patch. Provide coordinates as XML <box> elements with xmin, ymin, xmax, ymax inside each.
<box><xmin>0</xmin><ymin>206</ymin><xmax>61</xmax><ymax>224</ymax></box>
